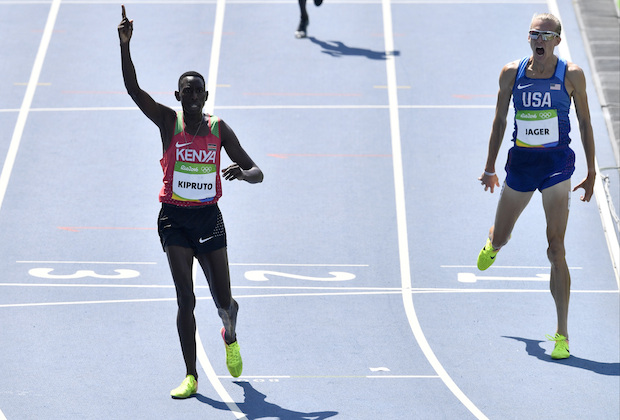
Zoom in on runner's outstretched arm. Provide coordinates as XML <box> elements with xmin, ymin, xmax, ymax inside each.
<box><xmin>118</xmin><ymin>5</ymin><xmax>173</xmax><ymax>132</ymax></box>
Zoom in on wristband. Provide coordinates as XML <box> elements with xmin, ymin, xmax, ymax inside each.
<box><xmin>484</xmin><ymin>171</ymin><xmax>496</xmax><ymax>176</ymax></box>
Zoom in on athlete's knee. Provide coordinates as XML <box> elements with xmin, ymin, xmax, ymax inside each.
<box><xmin>176</xmin><ymin>290</ymin><xmax>196</xmax><ymax>312</ymax></box>
<box><xmin>546</xmin><ymin>240</ymin><xmax>566</xmax><ymax>266</ymax></box>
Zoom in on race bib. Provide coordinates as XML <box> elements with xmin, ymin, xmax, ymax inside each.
<box><xmin>515</xmin><ymin>109</ymin><xmax>559</xmax><ymax>148</ymax></box>
<box><xmin>172</xmin><ymin>161</ymin><xmax>216</xmax><ymax>201</ymax></box>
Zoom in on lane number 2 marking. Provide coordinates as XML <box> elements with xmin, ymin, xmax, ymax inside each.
<box><xmin>244</xmin><ymin>270</ymin><xmax>355</xmax><ymax>282</ymax></box>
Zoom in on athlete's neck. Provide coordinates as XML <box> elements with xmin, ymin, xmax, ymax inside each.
<box><xmin>184</xmin><ymin>112</ymin><xmax>204</xmax><ymax>129</ymax></box>
<box><xmin>528</xmin><ymin>55</ymin><xmax>557</xmax><ymax>78</ymax></box>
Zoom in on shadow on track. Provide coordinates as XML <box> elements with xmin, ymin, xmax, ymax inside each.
<box><xmin>307</xmin><ymin>36</ymin><xmax>400</xmax><ymax>60</ymax></box>
<box><xmin>194</xmin><ymin>381</ymin><xmax>338</xmax><ymax>419</ymax></box>
<box><xmin>503</xmin><ymin>336</ymin><xmax>620</xmax><ymax>376</ymax></box>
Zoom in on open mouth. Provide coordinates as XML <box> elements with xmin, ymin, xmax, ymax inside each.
<box><xmin>536</xmin><ymin>47</ymin><xmax>545</xmax><ymax>56</ymax></box>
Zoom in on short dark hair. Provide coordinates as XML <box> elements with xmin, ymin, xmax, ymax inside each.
<box><xmin>178</xmin><ymin>71</ymin><xmax>206</xmax><ymax>90</ymax></box>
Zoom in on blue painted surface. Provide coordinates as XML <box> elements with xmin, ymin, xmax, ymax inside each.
<box><xmin>0</xmin><ymin>1</ymin><xmax>617</xmax><ymax>419</ymax></box>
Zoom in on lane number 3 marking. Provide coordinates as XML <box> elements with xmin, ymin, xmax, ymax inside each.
<box><xmin>28</xmin><ymin>268</ymin><xmax>140</xmax><ymax>279</ymax></box>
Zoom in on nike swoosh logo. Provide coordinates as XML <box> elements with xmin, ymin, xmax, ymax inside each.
<box><xmin>549</xmin><ymin>172</ymin><xmax>563</xmax><ymax>178</ymax></box>
<box><xmin>199</xmin><ymin>236</ymin><xmax>214</xmax><ymax>244</ymax></box>
<box><xmin>517</xmin><ymin>83</ymin><xmax>534</xmax><ymax>89</ymax></box>
<box><xmin>176</xmin><ymin>141</ymin><xmax>193</xmax><ymax>148</ymax></box>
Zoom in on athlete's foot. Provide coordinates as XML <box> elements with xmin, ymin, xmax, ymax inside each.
<box><xmin>221</xmin><ymin>327</ymin><xmax>243</xmax><ymax>377</ymax></box>
<box><xmin>477</xmin><ymin>238</ymin><xmax>499</xmax><ymax>271</ymax></box>
<box><xmin>546</xmin><ymin>333</ymin><xmax>570</xmax><ymax>359</ymax></box>
<box><xmin>295</xmin><ymin>18</ymin><xmax>308</xmax><ymax>38</ymax></box>
<box><xmin>314</xmin><ymin>0</ymin><xmax>323</xmax><ymax>5</ymax></box>
<box><xmin>170</xmin><ymin>375</ymin><xmax>197</xmax><ymax>399</ymax></box>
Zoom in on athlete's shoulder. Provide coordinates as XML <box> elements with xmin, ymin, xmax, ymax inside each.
<box><xmin>564</xmin><ymin>60</ymin><xmax>584</xmax><ymax>77</ymax></box>
<box><xmin>503</xmin><ymin>59</ymin><xmax>522</xmax><ymax>71</ymax></box>
<box><xmin>498</xmin><ymin>59</ymin><xmax>520</xmax><ymax>89</ymax></box>
<box><xmin>564</xmin><ymin>61</ymin><xmax>586</xmax><ymax>94</ymax></box>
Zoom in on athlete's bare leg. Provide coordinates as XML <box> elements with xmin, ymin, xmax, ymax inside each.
<box><xmin>490</xmin><ymin>184</ymin><xmax>535</xmax><ymax>250</ymax></box>
<box><xmin>165</xmin><ymin>245</ymin><xmax>198</xmax><ymax>378</ymax></box>
<box><xmin>196</xmin><ymin>247</ymin><xmax>239</xmax><ymax>344</ymax></box>
<box><xmin>541</xmin><ymin>179</ymin><xmax>571</xmax><ymax>338</ymax></box>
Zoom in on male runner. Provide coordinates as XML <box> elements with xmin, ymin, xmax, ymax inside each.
<box><xmin>118</xmin><ymin>5</ymin><xmax>264</xmax><ymax>398</ymax></box>
<box><xmin>477</xmin><ymin>13</ymin><xmax>596</xmax><ymax>359</ymax></box>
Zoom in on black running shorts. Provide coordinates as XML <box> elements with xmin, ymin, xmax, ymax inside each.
<box><xmin>157</xmin><ymin>203</ymin><xmax>227</xmax><ymax>254</ymax></box>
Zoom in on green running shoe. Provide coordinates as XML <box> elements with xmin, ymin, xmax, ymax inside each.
<box><xmin>546</xmin><ymin>334</ymin><xmax>570</xmax><ymax>359</ymax></box>
<box><xmin>221</xmin><ymin>327</ymin><xmax>243</xmax><ymax>378</ymax></box>
<box><xmin>477</xmin><ymin>238</ymin><xmax>499</xmax><ymax>271</ymax></box>
<box><xmin>170</xmin><ymin>374</ymin><xmax>197</xmax><ymax>399</ymax></box>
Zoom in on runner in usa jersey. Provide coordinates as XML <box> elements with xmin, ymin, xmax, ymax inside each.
<box><xmin>119</xmin><ymin>5</ymin><xmax>263</xmax><ymax>398</ymax></box>
<box><xmin>475</xmin><ymin>13</ymin><xmax>596</xmax><ymax>361</ymax></box>
<box><xmin>511</xmin><ymin>56</ymin><xmax>571</xmax><ymax>148</ymax></box>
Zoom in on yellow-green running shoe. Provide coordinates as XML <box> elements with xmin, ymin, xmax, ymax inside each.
<box><xmin>221</xmin><ymin>327</ymin><xmax>243</xmax><ymax>377</ymax></box>
<box><xmin>477</xmin><ymin>238</ymin><xmax>499</xmax><ymax>271</ymax></box>
<box><xmin>546</xmin><ymin>333</ymin><xmax>570</xmax><ymax>359</ymax></box>
<box><xmin>170</xmin><ymin>374</ymin><xmax>197</xmax><ymax>399</ymax></box>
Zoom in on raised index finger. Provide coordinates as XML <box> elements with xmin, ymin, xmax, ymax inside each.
<box><xmin>121</xmin><ymin>4</ymin><xmax>126</xmax><ymax>19</ymax></box>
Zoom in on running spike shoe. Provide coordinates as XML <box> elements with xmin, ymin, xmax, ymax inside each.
<box><xmin>221</xmin><ymin>327</ymin><xmax>243</xmax><ymax>377</ymax></box>
<box><xmin>477</xmin><ymin>238</ymin><xmax>499</xmax><ymax>271</ymax></box>
<box><xmin>170</xmin><ymin>374</ymin><xmax>197</xmax><ymax>399</ymax></box>
<box><xmin>546</xmin><ymin>333</ymin><xmax>570</xmax><ymax>359</ymax></box>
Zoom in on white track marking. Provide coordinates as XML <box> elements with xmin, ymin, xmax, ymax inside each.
<box><xmin>196</xmin><ymin>332</ymin><xmax>247</xmax><ymax>419</ymax></box>
<box><xmin>1</xmin><ymin>288</ymin><xmax>615</xmax><ymax>309</ymax></box>
<box><xmin>16</xmin><ymin>260</ymin><xmax>156</xmax><ymax>264</ymax></box>
<box><xmin>458</xmin><ymin>273</ymin><xmax>550</xmax><ymax>283</ymax></box>
<box><xmin>382</xmin><ymin>1</ymin><xmax>489</xmax><ymax>419</ymax></box>
<box><xmin>190</xmin><ymin>0</ymin><xmax>247</xmax><ymax>417</ymax></box>
<box><xmin>244</xmin><ymin>270</ymin><xmax>356</xmax><ymax>282</ymax></box>
<box><xmin>204</xmin><ymin>0</ymin><xmax>224</xmax><ymax>115</ymax></box>
<box><xmin>216</xmin><ymin>375</ymin><xmax>440</xmax><ymax>379</ymax></box>
<box><xmin>548</xmin><ymin>0</ymin><xmax>619</xmax><ymax>286</ymax></box>
<box><xmin>0</xmin><ymin>2</ymin><xmax>61</xmax><ymax>419</ymax></box>
<box><xmin>441</xmin><ymin>265</ymin><xmax>582</xmax><ymax>269</ymax></box>
<box><xmin>0</xmin><ymin>0</ymin><xmax>61</xmax><ymax>214</ymax></box>
<box><xmin>0</xmin><ymin>104</ymin><xmax>495</xmax><ymax>113</ymax></box>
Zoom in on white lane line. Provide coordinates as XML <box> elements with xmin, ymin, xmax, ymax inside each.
<box><xmin>204</xmin><ymin>0</ymin><xmax>224</xmax><ymax>114</ymax></box>
<box><xmin>16</xmin><ymin>261</ymin><xmax>364</xmax><ymax>266</ymax></box>
<box><xmin>0</xmin><ymin>104</ymin><xmax>495</xmax><ymax>113</ymax></box>
<box><xmin>381</xmin><ymin>1</ymin><xmax>489</xmax><ymax>419</ymax></box>
<box><xmin>216</xmin><ymin>375</ymin><xmax>440</xmax><ymax>379</ymax></box>
<box><xmin>192</xmin><ymin>0</ymin><xmax>246</xmax><ymax>417</ymax></box>
<box><xmin>0</xmin><ymin>0</ymin><xmax>61</xmax><ymax>214</ymax></box>
<box><xmin>441</xmin><ymin>265</ymin><xmax>583</xmax><ymax>269</ymax></box>
<box><xmin>0</xmin><ymin>3</ymin><xmax>61</xmax><ymax>418</ymax></box>
<box><xmin>1</xmin><ymin>288</ymin><xmax>615</xmax><ymax>308</ymax></box>
<box><xmin>230</xmin><ymin>263</ymin><xmax>369</xmax><ymax>267</ymax></box>
<box><xmin>0</xmin><ymin>0</ymin><xmax>548</xmax><ymax>4</ymax></box>
<box><xmin>548</xmin><ymin>0</ymin><xmax>619</xmax><ymax>287</ymax></box>
<box><xmin>196</xmin><ymin>332</ymin><xmax>247</xmax><ymax>420</ymax></box>
<box><xmin>1</xmin><ymin>283</ymin><xmax>616</xmax><ymax>294</ymax></box>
